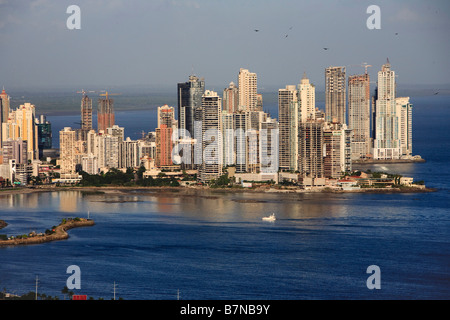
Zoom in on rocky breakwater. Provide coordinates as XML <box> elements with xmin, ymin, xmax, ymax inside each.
<box><xmin>0</xmin><ymin>218</ymin><xmax>94</xmax><ymax>246</ymax></box>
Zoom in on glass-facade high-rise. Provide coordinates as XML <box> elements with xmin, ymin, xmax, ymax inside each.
<box><xmin>177</xmin><ymin>75</ymin><xmax>205</xmax><ymax>139</ymax></box>
<box><xmin>37</xmin><ymin>115</ymin><xmax>52</xmax><ymax>159</ymax></box>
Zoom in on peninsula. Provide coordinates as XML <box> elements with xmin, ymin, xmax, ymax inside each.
<box><xmin>0</xmin><ymin>217</ymin><xmax>94</xmax><ymax>247</ymax></box>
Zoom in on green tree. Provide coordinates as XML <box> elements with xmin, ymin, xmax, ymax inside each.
<box><xmin>61</xmin><ymin>286</ymin><xmax>74</xmax><ymax>300</ymax></box>
<box><xmin>215</xmin><ymin>173</ymin><xmax>231</xmax><ymax>186</ymax></box>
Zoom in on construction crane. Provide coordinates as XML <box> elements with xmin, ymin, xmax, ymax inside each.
<box><xmin>347</xmin><ymin>63</ymin><xmax>372</xmax><ymax>74</ymax></box>
<box><xmin>362</xmin><ymin>62</ymin><xmax>372</xmax><ymax>74</ymax></box>
<box><xmin>99</xmin><ymin>91</ymin><xmax>121</xmax><ymax>100</ymax></box>
<box><xmin>76</xmin><ymin>89</ymin><xmax>97</xmax><ymax>96</ymax></box>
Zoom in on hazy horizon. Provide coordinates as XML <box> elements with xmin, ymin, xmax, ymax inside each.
<box><xmin>4</xmin><ymin>83</ymin><xmax>448</xmax><ymax>117</ymax></box>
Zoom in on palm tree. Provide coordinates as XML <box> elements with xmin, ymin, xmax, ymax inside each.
<box><xmin>61</xmin><ymin>286</ymin><xmax>74</xmax><ymax>300</ymax></box>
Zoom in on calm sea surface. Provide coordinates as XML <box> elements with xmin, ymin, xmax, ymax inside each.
<box><xmin>0</xmin><ymin>94</ymin><xmax>449</xmax><ymax>300</ymax></box>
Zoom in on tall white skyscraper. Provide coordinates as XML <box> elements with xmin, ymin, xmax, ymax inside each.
<box><xmin>396</xmin><ymin>97</ymin><xmax>413</xmax><ymax>157</ymax></box>
<box><xmin>373</xmin><ymin>59</ymin><xmax>401</xmax><ymax>160</ymax></box>
<box><xmin>238</xmin><ymin>68</ymin><xmax>257</xmax><ymax>112</ymax></box>
<box><xmin>221</xmin><ymin>111</ymin><xmax>235</xmax><ymax>167</ymax></box>
<box><xmin>234</xmin><ymin>111</ymin><xmax>248</xmax><ymax>173</ymax></box>
<box><xmin>259</xmin><ymin>116</ymin><xmax>279</xmax><ymax>174</ymax></box>
<box><xmin>299</xmin><ymin>73</ymin><xmax>316</xmax><ymax>122</ymax></box>
<box><xmin>119</xmin><ymin>137</ymin><xmax>140</xmax><ymax>169</ymax></box>
<box><xmin>92</xmin><ymin>131</ymin><xmax>120</xmax><ymax>169</ymax></box>
<box><xmin>59</xmin><ymin>127</ymin><xmax>77</xmax><ymax>175</ymax></box>
<box><xmin>278</xmin><ymin>85</ymin><xmax>299</xmax><ymax>171</ymax></box>
<box><xmin>199</xmin><ymin>90</ymin><xmax>223</xmax><ymax>182</ymax></box>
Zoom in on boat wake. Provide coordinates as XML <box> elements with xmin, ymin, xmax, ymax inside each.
<box><xmin>262</xmin><ymin>213</ymin><xmax>276</xmax><ymax>222</ymax></box>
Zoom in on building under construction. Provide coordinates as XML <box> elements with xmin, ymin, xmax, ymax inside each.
<box><xmin>325</xmin><ymin>66</ymin><xmax>346</xmax><ymax>125</ymax></box>
<box><xmin>81</xmin><ymin>95</ymin><xmax>93</xmax><ymax>131</ymax></box>
<box><xmin>98</xmin><ymin>94</ymin><xmax>115</xmax><ymax>133</ymax></box>
<box><xmin>348</xmin><ymin>73</ymin><xmax>371</xmax><ymax>160</ymax></box>
<box><xmin>298</xmin><ymin>120</ymin><xmax>324</xmax><ymax>179</ymax></box>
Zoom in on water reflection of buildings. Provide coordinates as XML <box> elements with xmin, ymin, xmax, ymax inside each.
<box><xmin>155</xmin><ymin>195</ymin><xmax>180</xmax><ymax>213</ymax></box>
<box><xmin>153</xmin><ymin>192</ymin><xmax>229</xmax><ymax>220</ymax></box>
<box><xmin>280</xmin><ymin>197</ymin><xmax>351</xmax><ymax>220</ymax></box>
<box><xmin>0</xmin><ymin>190</ymin><xmax>355</xmax><ymax>224</ymax></box>
<box><xmin>0</xmin><ymin>192</ymin><xmax>40</xmax><ymax>209</ymax></box>
<box><xmin>148</xmin><ymin>191</ymin><xmax>353</xmax><ymax>222</ymax></box>
<box><xmin>59</xmin><ymin>191</ymin><xmax>79</xmax><ymax>212</ymax></box>
<box><xmin>231</xmin><ymin>193</ymin><xmax>352</xmax><ymax>220</ymax></box>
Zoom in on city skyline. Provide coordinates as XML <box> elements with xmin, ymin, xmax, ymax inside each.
<box><xmin>0</xmin><ymin>0</ymin><xmax>449</xmax><ymax>90</ymax></box>
<box><xmin>22</xmin><ymin>59</ymin><xmax>413</xmax><ymax>187</ymax></box>
<box><xmin>0</xmin><ymin>1</ymin><xmax>448</xmax><ymax>305</ymax></box>
<box><xmin>1</xmin><ymin>59</ymin><xmax>416</xmax><ymax>174</ymax></box>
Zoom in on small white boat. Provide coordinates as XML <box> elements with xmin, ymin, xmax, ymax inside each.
<box><xmin>262</xmin><ymin>213</ymin><xmax>276</xmax><ymax>221</ymax></box>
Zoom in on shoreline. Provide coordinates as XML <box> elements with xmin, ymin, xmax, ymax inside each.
<box><xmin>0</xmin><ymin>184</ymin><xmax>437</xmax><ymax>197</ymax></box>
<box><xmin>353</xmin><ymin>158</ymin><xmax>426</xmax><ymax>164</ymax></box>
<box><xmin>0</xmin><ymin>218</ymin><xmax>95</xmax><ymax>247</ymax></box>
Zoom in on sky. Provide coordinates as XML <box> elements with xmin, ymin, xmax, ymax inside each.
<box><xmin>0</xmin><ymin>0</ymin><xmax>449</xmax><ymax>91</ymax></box>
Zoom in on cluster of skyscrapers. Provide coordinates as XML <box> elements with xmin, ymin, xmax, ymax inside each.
<box><xmin>0</xmin><ymin>59</ymin><xmax>414</xmax><ymax>187</ymax></box>
<box><xmin>165</xmin><ymin>61</ymin><xmax>412</xmax><ymax>185</ymax></box>
<box><xmin>59</xmin><ymin>93</ymin><xmax>161</xmax><ymax>180</ymax></box>
<box><xmin>0</xmin><ymin>88</ymin><xmax>52</xmax><ymax>185</ymax></box>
